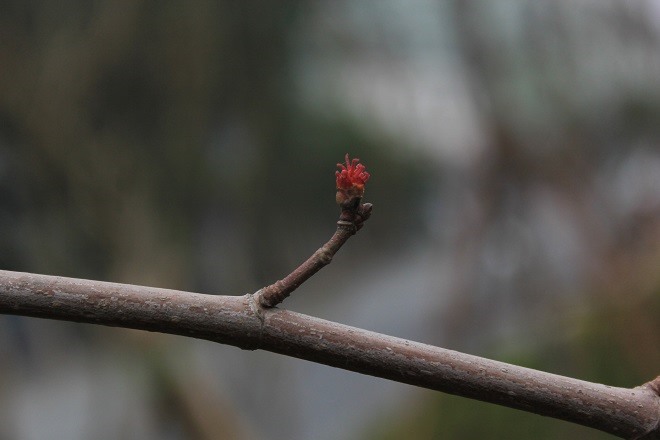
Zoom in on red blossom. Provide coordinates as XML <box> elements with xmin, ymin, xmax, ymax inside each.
<box><xmin>335</xmin><ymin>154</ymin><xmax>370</xmax><ymax>194</ymax></box>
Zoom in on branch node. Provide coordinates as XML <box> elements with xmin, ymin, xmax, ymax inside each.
<box><xmin>245</xmin><ymin>292</ymin><xmax>266</xmax><ymax>350</ymax></box>
<box><xmin>256</xmin><ymin>280</ymin><xmax>286</xmax><ymax>308</ymax></box>
<box><xmin>314</xmin><ymin>246</ymin><xmax>333</xmax><ymax>265</ymax></box>
<box><xmin>248</xmin><ymin>291</ymin><xmax>266</xmax><ymax>325</ymax></box>
<box><xmin>644</xmin><ymin>375</ymin><xmax>660</xmax><ymax>397</ymax></box>
<box><xmin>336</xmin><ymin>220</ymin><xmax>357</xmax><ymax>235</ymax></box>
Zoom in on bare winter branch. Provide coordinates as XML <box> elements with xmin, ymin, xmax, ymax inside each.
<box><xmin>255</xmin><ymin>194</ymin><xmax>372</xmax><ymax>308</ymax></box>
<box><xmin>0</xmin><ymin>269</ymin><xmax>658</xmax><ymax>439</ymax></box>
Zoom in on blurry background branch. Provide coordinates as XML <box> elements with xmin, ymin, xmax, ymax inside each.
<box><xmin>1</xmin><ymin>269</ymin><xmax>659</xmax><ymax>440</ymax></box>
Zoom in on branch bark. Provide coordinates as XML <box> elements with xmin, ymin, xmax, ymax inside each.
<box><xmin>0</xmin><ymin>269</ymin><xmax>658</xmax><ymax>439</ymax></box>
<box><xmin>255</xmin><ymin>198</ymin><xmax>372</xmax><ymax>308</ymax></box>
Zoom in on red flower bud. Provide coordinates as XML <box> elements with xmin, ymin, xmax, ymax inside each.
<box><xmin>335</xmin><ymin>154</ymin><xmax>370</xmax><ymax>205</ymax></box>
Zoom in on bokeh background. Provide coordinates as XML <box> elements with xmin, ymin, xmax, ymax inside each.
<box><xmin>2</xmin><ymin>1</ymin><xmax>660</xmax><ymax>439</ymax></box>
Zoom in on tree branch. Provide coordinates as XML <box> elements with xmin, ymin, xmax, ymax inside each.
<box><xmin>255</xmin><ymin>197</ymin><xmax>372</xmax><ymax>308</ymax></box>
<box><xmin>0</xmin><ymin>269</ymin><xmax>658</xmax><ymax>439</ymax></box>
<box><xmin>1</xmin><ymin>155</ymin><xmax>658</xmax><ymax>438</ymax></box>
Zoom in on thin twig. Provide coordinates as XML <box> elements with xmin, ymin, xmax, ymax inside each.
<box><xmin>0</xmin><ymin>269</ymin><xmax>658</xmax><ymax>439</ymax></box>
<box><xmin>254</xmin><ymin>198</ymin><xmax>372</xmax><ymax>308</ymax></box>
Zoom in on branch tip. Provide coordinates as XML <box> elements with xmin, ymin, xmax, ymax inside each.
<box><xmin>255</xmin><ymin>154</ymin><xmax>373</xmax><ymax>308</ymax></box>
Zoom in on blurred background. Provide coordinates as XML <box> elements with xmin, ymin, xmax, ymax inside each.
<box><xmin>1</xmin><ymin>1</ymin><xmax>660</xmax><ymax>439</ymax></box>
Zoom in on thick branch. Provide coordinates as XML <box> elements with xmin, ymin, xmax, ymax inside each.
<box><xmin>0</xmin><ymin>270</ymin><xmax>658</xmax><ymax>439</ymax></box>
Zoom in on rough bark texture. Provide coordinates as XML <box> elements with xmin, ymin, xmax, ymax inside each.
<box><xmin>0</xmin><ymin>269</ymin><xmax>659</xmax><ymax>439</ymax></box>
